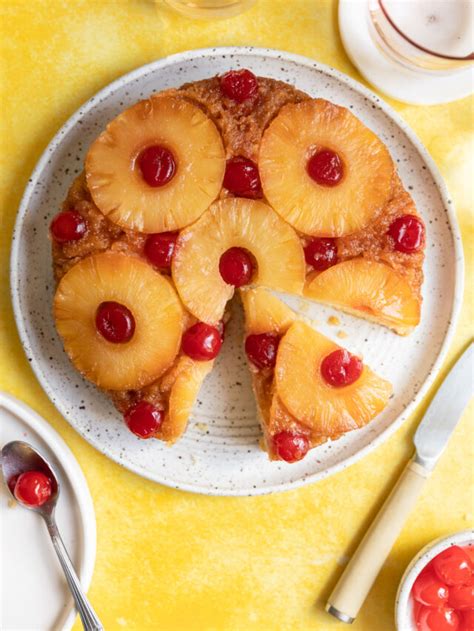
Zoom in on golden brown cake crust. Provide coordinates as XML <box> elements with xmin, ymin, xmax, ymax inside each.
<box><xmin>51</xmin><ymin>74</ymin><xmax>424</xmax><ymax>427</ymax></box>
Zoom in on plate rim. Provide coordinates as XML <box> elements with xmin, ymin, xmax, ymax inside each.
<box><xmin>9</xmin><ymin>46</ymin><xmax>465</xmax><ymax>496</ymax></box>
<box><xmin>0</xmin><ymin>390</ymin><xmax>97</xmax><ymax>630</ymax></box>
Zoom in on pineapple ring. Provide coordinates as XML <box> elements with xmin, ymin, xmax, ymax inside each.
<box><xmin>259</xmin><ymin>99</ymin><xmax>394</xmax><ymax>237</ymax></box>
<box><xmin>275</xmin><ymin>321</ymin><xmax>392</xmax><ymax>437</ymax></box>
<box><xmin>304</xmin><ymin>258</ymin><xmax>421</xmax><ymax>335</ymax></box>
<box><xmin>85</xmin><ymin>96</ymin><xmax>225</xmax><ymax>233</ymax></box>
<box><xmin>240</xmin><ymin>287</ymin><xmax>296</xmax><ymax>335</ymax></box>
<box><xmin>159</xmin><ymin>356</ymin><xmax>213</xmax><ymax>444</ymax></box>
<box><xmin>54</xmin><ymin>252</ymin><xmax>184</xmax><ymax>391</ymax></box>
<box><xmin>172</xmin><ymin>198</ymin><xmax>306</xmax><ymax>325</ymax></box>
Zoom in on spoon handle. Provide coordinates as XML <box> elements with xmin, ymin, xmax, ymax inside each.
<box><xmin>44</xmin><ymin>516</ymin><xmax>103</xmax><ymax>631</ymax></box>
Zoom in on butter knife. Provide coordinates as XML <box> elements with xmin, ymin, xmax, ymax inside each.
<box><xmin>326</xmin><ymin>342</ymin><xmax>474</xmax><ymax>624</ymax></box>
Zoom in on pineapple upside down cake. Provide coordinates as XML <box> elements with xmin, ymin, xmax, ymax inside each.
<box><xmin>50</xmin><ymin>69</ymin><xmax>425</xmax><ymax>462</ymax></box>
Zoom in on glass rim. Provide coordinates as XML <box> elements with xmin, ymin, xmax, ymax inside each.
<box><xmin>378</xmin><ymin>0</ymin><xmax>474</xmax><ymax>61</ymax></box>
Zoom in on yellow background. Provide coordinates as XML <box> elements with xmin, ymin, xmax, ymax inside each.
<box><xmin>1</xmin><ymin>1</ymin><xmax>473</xmax><ymax>629</ymax></box>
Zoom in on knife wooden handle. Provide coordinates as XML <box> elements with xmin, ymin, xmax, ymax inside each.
<box><xmin>326</xmin><ymin>455</ymin><xmax>431</xmax><ymax>624</ymax></box>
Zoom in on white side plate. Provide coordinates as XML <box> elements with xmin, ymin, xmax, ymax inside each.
<box><xmin>10</xmin><ymin>47</ymin><xmax>463</xmax><ymax>495</ymax></box>
<box><xmin>0</xmin><ymin>392</ymin><xmax>96</xmax><ymax>630</ymax></box>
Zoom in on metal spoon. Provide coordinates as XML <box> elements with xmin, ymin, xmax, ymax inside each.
<box><xmin>1</xmin><ymin>441</ymin><xmax>103</xmax><ymax>631</ymax></box>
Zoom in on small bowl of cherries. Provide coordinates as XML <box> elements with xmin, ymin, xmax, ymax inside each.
<box><xmin>396</xmin><ymin>530</ymin><xmax>474</xmax><ymax>631</ymax></box>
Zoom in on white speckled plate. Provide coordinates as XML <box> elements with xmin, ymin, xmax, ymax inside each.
<box><xmin>10</xmin><ymin>47</ymin><xmax>463</xmax><ymax>496</ymax></box>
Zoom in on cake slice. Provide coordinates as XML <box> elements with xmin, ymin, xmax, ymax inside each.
<box><xmin>240</xmin><ymin>288</ymin><xmax>392</xmax><ymax>462</ymax></box>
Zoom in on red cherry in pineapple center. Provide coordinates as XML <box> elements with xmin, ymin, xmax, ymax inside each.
<box><xmin>224</xmin><ymin>157</ymin><xmax>263</xmax><ymax>199</ymax></box>
<box><xmin>220</xmin><ymin>69</ymin><xmax>259</xmax><ymax>103</ymax></box>
<box><xmin>219</xmin><ymin>247</ymin><xmax>254</xmax><ymax>287</ymax></box>
<box><xmin>138</xmin><ymin>145</ymin><xmax>176</xmax><ymax>187</ymax></box>
<box><xmin>307</xmin><ymin>149</ymin><xmax>344</xmax><ymax>187</ymax></box>
<box><xmin>388</xmin><ymin>214</ymin><xmax>425</xmax><ymax>253</ymax></box>
<box><xmin>144</xmin><ymin>232</ymin><xmax>178</xmax><ymax>269</ymax></box>
<box><xmin>13</xmin><ymin>471</ymin><xmax>52</xmax><ymax>507</ymax></box>
<box><xmin>182</xmin><ymin>322</ymin><xmax>222</xmax><ymax>361</ymax></box>
<box><xmin>273</xmin><ymin>430</ymin><xmax>310</xmax><ymax>463</ymax></box>
<box><xmin>304</xmin><ymin>238</ymin><xmax>338</xmax><ymax>271</ymax></box>
<box><xmin>50</xmin><ymin>210</ymin><xmax>87</xmax><ymax>243</ymax></box>
<box><xmin>96</xmin><ymin>301</ymin><xmax>135</xmax><ymax>344</ymax></box>
<box><xmin>321</xmin><ymin>349</ymin><xmax>363</xmax><ymax>387</ymax></box>
<box><xmin>245</xmin><ymin>333</ymin><xmax>280</xmax><ymax>369</ymax></box>
<box><xmin>125</xmin><ymin>401</ymin><xmax>164</xmax><ymax>439</ymax></box>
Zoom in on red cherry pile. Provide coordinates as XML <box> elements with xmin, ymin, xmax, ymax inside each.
<box><xmin>223</xmin><ymin>157</ymin><xmax>263</xmax><ymax>199</ymax></box>
<box><xmin>138</xmin><ymin>145</ymin><xmax>176</xmax><ymax>187</ymax></box>
<box><xmin>10</xmin><ymin>470</ymin><xmax>53</xmax><ymax>507</ymax></box>
<box><xmin>410</xmin><ymin>545</ymin><xmax>474</xmax><ymax>631</ymax></box>
<box><xmin>307</xmin><ymin>149</ymin><xmax>344</xmax><ymax>187</ymax></box>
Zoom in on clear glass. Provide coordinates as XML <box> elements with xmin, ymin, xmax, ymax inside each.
<box><xmin>368</xmin><ymin>0</ymin><xmax>474</xmax><ymax>74</ymax></box>
<box><xmin>164</xmin><ymin>0</ymin><xmax>256</xmax><ymax>19</ymax></box>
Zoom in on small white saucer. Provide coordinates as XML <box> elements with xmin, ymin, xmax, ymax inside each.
<box><xmin>0</xmin><ymin>392</ymin><xmax>96</xmax><ymax>631</ymax></box>
<box><xmin>339</xmin><ymin>0</ymin><xmax>474</xmax><ymax>105</ymax></box>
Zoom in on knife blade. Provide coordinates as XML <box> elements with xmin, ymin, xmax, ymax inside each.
<box><xmin>414</xmin><ymin>342</ymin><xmax>474</xmax><ymax>470</ymax></box>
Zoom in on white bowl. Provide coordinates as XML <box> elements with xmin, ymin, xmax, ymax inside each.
<box><xmin>395</xmin><ymin>529</ymin><xmax>474</xmax><ymax>631</ymax></box>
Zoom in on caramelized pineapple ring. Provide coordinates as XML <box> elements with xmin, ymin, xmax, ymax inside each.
<box><xmin>54</xmin><ymin>252</ymin><xmax>184</xmax><ymax>390</ymax></box>
<box><xmin>305</xmin><ymin>258</ymin><xmax>421</xmax><ymax>335</ymax></box>
<box><xmin>275</xmin><ymin>321</ymin><xmax>392</xmax><ymax>436</ymax></box>
<box><xmin>86</xmin><ymin>96</ymin><xmax>225</xmax><ymax>233</ymax></box>
<box><xmin>259</xmin><ymin>99</ymin><xmax>394</xmax><ymax>237</ymax></box>
<box><xmin>172</xmin><ymin>198</ymin><xmax>305</xmax><ymax>324</ymax></box>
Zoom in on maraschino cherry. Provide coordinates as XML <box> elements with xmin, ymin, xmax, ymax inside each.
<box><xmin>13</xmin><ymin>471</ymin><xmax>52</xmax><ymax>507</ymax></box>
<box><xmin>220</xmin><ymin>69</ymin><xmax>259</xmax><ymax>103</ymax></box>
<box><xmin>138</xmin><ymin>145</ymin><xmax>176</xmax><ymax>187</ymax></box>
<box><xmin>144</xmin><ymin>232</ymin><xmax>179</xmax><ymax>269</ymax></box>
<box><xmin>304</xmin><ymin>238</ymin><xmax>338</xmax><ymax>271</ymax></box>
<box><xmin>321</xmin><ymin>349</ymin><xmax>363</xmax><ymax>387</ymax></box>
<box><xmin>388</xmin><ymin>214</ymin><xmax>425</xmax><ymax>253</ymax></box>
<box><xmin>223</xmin><ymin>157</ymin><xmax>263</xmax><ymax>199</ymax></box>
<box><xmin>219</xmin><ymin>247</ymin><xmax>254</xmax><ymax>287</ymax></box>
<box><xmin>273</xmin><ymin>430</ymin><xmax>310</xmax><ymax>463</ymax></box>
<box><xmin>125</xmin><ymin>401</ymin><xmax>164</xmax><ymax>438</ymax></box>
<box><xmin>50</xmin><ymin>210</ymin><xmax>87</xmax><ymax>243</ymax></box>
<box><xmin>182</xmin><ymin>322</ymin><xmax>222</xmax><ymax>361</ymax></box>
<box><xmin>307</xmin><ymin>149</ymin><xmax>344</xmax><ymax>187</ymax></box>
<box><xmin>96</xmin><ymin>301</ymin><xmax>135</xmax><ymax>344</ymax></box>
<box><xmin>245</xmin><ymin>333</ymin><xmax>280</xmax><ymax>369</ymax></box>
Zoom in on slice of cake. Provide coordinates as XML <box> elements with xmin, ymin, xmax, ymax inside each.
<box><xmin>240</xmin><ymin>288</ymin><xmax>392</xmax><ymax>462</ymax></box>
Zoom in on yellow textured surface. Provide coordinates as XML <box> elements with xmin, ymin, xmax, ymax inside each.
<box><xmin>1</xmin><ymin>1</ymin><xmax>473</xmax><ymax>630</ymax></box>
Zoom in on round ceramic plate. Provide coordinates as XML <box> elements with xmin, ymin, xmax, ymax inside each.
<box><xmin>0</xmin><ymin>392</ymin><xmax>96</xmax><ymax>630</ymax></box>
<box><xmin>10</xmin><ymin>47</ymin><xmax>463</xmax><ymax>496</ymax></box>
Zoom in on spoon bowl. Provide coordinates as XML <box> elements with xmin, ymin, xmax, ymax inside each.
<box><xmin>2</xmin><ymin>440</ymin><xmax>59</xmax><ymax>514</ymax></box>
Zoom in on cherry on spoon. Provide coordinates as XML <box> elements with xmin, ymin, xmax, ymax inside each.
<box><xmin>1</xmin><ymin>441</ymin><xmax>103</xmax><ymax>631</ymax></box>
